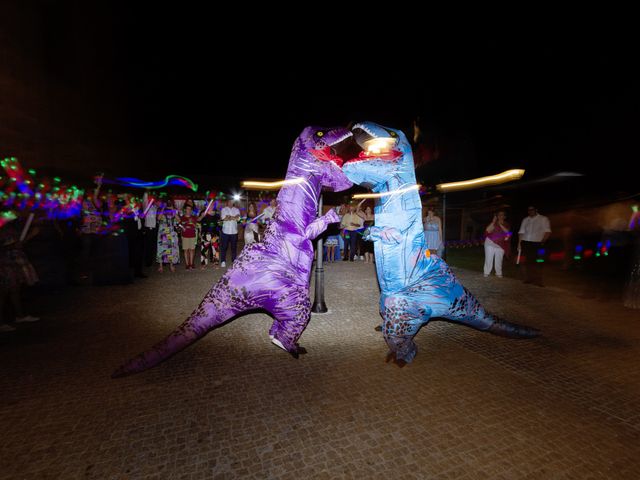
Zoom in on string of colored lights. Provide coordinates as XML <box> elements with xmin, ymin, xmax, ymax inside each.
<box><xmin>1</xmin><ymin>157</ymin><xmax>84</xmax><ymax>219</ymax></box>
<box><xmin>0</xmin><ymin>157</ymin><xmax>284</xmax><ymax>240</ymax></box>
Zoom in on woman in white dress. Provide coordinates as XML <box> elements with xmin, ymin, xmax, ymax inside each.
<box><xmin>423</xmin><ymin>207</ymin><xmax>443</xmax><ymax>256</ymax></box>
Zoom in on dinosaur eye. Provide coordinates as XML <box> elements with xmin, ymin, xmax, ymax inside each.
<box><xmin>388</xmin><ymin>130</ymin><xmax>397</xmax><ymax>138</ymax></box>
<box><xmin>316</xmin><ymin>131</ymin><xmax>324</xmax><ymax>137</ymax></box>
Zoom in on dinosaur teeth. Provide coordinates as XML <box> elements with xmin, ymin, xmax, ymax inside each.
<box><xmin>352</xmin><ymin>123</ymin><xmax>378</xmax><ymax>138</ymax></box>
<box><xmin>328</xmin><ymin>131</ymin><xmax>353</xmax><ymax>146</ymax></box>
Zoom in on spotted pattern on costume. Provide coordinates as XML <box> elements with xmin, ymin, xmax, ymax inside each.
<box><xmin>112</xmin><ymin>126</ymin><xmax>353</xmax><ymax>377</ymax></box>
<box><xmin>343</xmin><ymin>121</ymin><xmax>541</xmax><ymax>365</ymax></box>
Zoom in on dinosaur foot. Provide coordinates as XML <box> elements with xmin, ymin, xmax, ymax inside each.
<box><xmin>290</xmin><ymin>346</ymin><xmax>307</xmax><ymax>359</ymax></box>
<box><xmin>488</xmin><ymin>319</ymin><xmax>541</xmax><ymax>339</ymax></box>
<box><xmin>385</xmin><ymin>351</ymin><xmax>407</xmax><ymax>368</ymax></box>
<box><xmin>271</xmin><ymin>337</ymin><xmax>307</xmax><ymax>359</ymax></box>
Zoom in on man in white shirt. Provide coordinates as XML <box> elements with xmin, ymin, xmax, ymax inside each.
<box><xmin>219</xmin><ymin>199</ymin><xmax>241</xmax><ymax>267</ymax></box>
<box><xmin>261</xmin><ymin>199</ymin><xmax>277</xmax><ymax>224</ymax></box>
<box><xmin>142</xmin><ymin>192</ymin><xmax>158</xmax><ymax>267</ymax></box>
<box><xmin>341</xmin><ymin>204</ymin><xmax>364</xmax><ymax>261</ymax></box>
<box><xmin>125</xmin><ymin>195</ymin><xmax>147</xmax><ymax>278</ymax></box>
<box><xmin>518</xmin><ymin>206</ymin><xmax>551</xmax><ymax>286</ymax></box>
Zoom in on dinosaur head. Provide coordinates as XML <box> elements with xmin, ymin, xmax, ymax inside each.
<box><xmin>291</xmin><ymin>126</ymin><xmax>354</xmax><ymax>192</ymax></box>
<box><xmin>342</xmin><ymin>121</ymin><xmax>413</xmax><ymax>190</ymax></box>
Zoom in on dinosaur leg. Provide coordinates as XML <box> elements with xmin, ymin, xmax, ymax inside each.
<box><xmin>445</xmin><ymin>285</ymin><xmax>540</xmax><ymax>338</ymax></box>
<box><xmin>268</xmin><ymin>286</ymin><xmax>311</xmax><ymax>358</ymax></box>
<box><xmin>380</xmin><ymin>295</ymin><xmax>431</xmax><ymax>365</ymax></box>
<box><xmin>112</xmin><ymin>279</ymin><xmax>257</xmax><ymax>377</ymax></box>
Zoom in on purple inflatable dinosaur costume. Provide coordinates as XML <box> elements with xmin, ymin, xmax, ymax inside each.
<box><xmin>113</xmin><ymin>126</ymin><xmax>353</xmax><ymax>377</ymax></box>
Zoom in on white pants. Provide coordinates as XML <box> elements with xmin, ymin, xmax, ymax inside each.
<box><xmin>484</xmin><ymin>240</ymin><xmax>505</xmax><ymax>276</ymax></box>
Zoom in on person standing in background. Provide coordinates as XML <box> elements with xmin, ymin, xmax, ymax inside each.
<box><xmin>156</xmin><ymin>200</ymin><xmax>180</xmax><ymax>273</ymax></box>
<box><xmin>260</xmin><ymin>198</ymin><xmax>276</xmax><ymax>240</ymax></box>
<box><xmin>79</xmin><ymin>174</ymin><xmax>103</xmax><ymax>273</ymax></box>
<box><xmin>423</xmin><ymin>206</ymin><xmax>443</xmax><ymax>256</ymax></box>
<box><xmin>483</xmin><ymin>210</ymin><xmax>511</xmax><ymax>277</ymax></box>
<box><xmin>142</xmin><ymin>191</ymin><xmax>158</xmax><ymax>268</ymax></box>
<box><xmin>261</xmin><ymin>198</ymin><xmax>277</xmax><ymax>224</ymax></box>
<box><xmin>178</xmin><ymin>203</ymin><xmax>198</xmax><ymax>270</ymax></box>
<box><xmin>219</xmin><ymin>199</ymin><xmax>240</xmax><ymax>267</ymax></box>
<box><xmin>0</xmin><ymin>214</ymin><xmax>40</xmax><ymax>332</ymax></box>
<box><xmin>358</xmin><ymin>203</ymin><xmax>375</xmax><ymax>263</ymax></box>
<box><xmin>518</xmin><ymin>206</ymin><xmax>551</xmax><ymax>287</ymax></box>
<box><xmin>341</xmin><ymin>204</ymin><xmax>363</xmax><ymax>261</ymax></box>
<box><xmin>124</xmin><ymin>195</ymin><xmax>146</xmax><ymax>279</ymax></box>
<box><xmin>243</xmin><ymin>203</ymin><xmax>260</xmax><ymax>246</ymax></box>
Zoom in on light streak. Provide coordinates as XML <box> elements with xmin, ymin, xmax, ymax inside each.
<box><xmin>436</xmin><ymin>169</ymin><xmax>525</xmax><ymax>193</ymax></box>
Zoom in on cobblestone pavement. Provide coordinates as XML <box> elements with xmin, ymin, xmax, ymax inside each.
<box><xmin>2</xmin><ymin>260</ymin><xmax>640</xmax><ymax>479</ymax></box>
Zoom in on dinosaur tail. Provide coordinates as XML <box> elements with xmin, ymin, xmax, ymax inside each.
<box><xmin>448</xmin><ymin>286</ymin><xmax>541</xmax><ymax>339</ymax></box>
<box><xmin>486</xmin><ymin>317</ymin><xmax>541</xmax><ymax>339</ymax></box>
<box><xmin>112</xmin><ymin>293</ymin><xmax>235</xmax><ymax>378</ymax></box>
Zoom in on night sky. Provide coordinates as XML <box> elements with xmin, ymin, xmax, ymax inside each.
<box><xmin>40</xmin><ymin>5</ymin><xmax>639</xmax><ymax>191</ymax></box>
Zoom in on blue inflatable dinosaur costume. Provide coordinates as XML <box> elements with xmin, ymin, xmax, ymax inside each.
<box><xmin>343</xmin><ymin>121</ymin><xmax>540</xmax><ymax>366</ymax></box>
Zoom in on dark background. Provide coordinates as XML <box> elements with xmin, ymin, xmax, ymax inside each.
<box><xmin>3</xmin><ymin>3</ymin><xmax>639</xmax><ymax>193</ymax></box>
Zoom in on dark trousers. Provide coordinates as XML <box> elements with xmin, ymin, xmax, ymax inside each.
<box><xmin>521</xmin><ymin>241</ymin><xmax>543</xmax><ymax>284</ymax></box>
<box><xmin>80</xmin><ymin>234</ymin><xmax>96</xmax><ymax>264</ymax></box>
<box><xmin>344</xmin><ymin>231</ymin><xmax>358</xmax><ymax>261</ymax></box>
<box><xmin>143</xmin><ymin>227</ymin><xmax>157</xmax><ymax>266</ymax></box>
<box><xmin>127</xmin><ymin>227</ymin><xmax>145</xmax><ymax>276</ymax></box>
<box><xmin>220</xmin><ymin>232</ymin><xmax>238</xmax><ymax>264</ymax></box>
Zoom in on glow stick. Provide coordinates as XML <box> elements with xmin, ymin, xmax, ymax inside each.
<box><xmin>248</xmin><ymin>212</ymin><xmax>266</xmax><ymax>224</ymax></box>
<box><xmin>203</xmin><ymin>198</ymin><xmax>214</xmax><ymax>216</ymax></box>
<box><xmin>142</xmin><ymin>198</ymin><xmax>155</xmax><ymax>217</ymax></box>
<box><xmin>19</xmin><ymin>213</ymin><xmax>34</xmax><ymax>242</ymax></box>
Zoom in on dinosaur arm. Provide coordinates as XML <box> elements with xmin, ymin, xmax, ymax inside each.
<box><xmin>366</xmin><ymin>225</ymin><xmax>402</xmax><ymax>244</ymax></box>
<box><xmin>304</xmin><ymin>209</ymin><xmax>340</xmax><ymax>240</ymax></box>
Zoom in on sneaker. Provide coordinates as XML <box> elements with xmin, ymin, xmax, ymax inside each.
<box><xmin>15</xmin><ymin>315</ymin><xmax>40</xmax><ymax>323</ymax></box>
<box><xmin>360</xmin><ymin>255</ymin><xmax>364</xmax><ymax>260</ymax></box>
<box><xmin>483</xmin><ymin>274</ymin><xmax>489</xmax><ymax>278</ymax></box>
<box><xmin>0</xmin><ymin>324</ymin><xmax>17</xmax><ymax>332</ymax></box>
<box><xmin>220</xmin><ymin>261</ymin><xmax>226</xmax><ymax>268</ymax></box>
